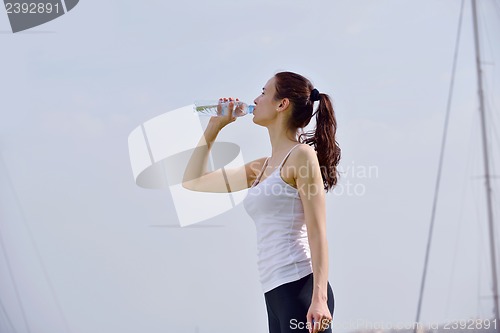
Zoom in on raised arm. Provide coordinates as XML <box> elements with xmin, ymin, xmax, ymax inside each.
<box><xmin>182</xmin><ymin>102</ymin><xmax>265</xmax><ymax>193</ymax></box>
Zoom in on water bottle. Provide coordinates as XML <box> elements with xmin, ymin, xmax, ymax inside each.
<box><xmin>194</xmin><ymin>98</ymin><xmax>255</xmax><ymax>117</ymax></box>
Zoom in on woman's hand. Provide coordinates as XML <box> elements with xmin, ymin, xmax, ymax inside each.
<box><xmin>208</xmin><ymin>98</ymin><xmax>237</xmax><ymax>131</ymax></box>
<box><xmin>307</xmin><ymin>299</ymin><xmax>332</xmax><ymax>333</ymax></box>
<box><xmin>233</xmin><ymin>100</ymin><xmax>247</xmax><ymax>117</ymax></box>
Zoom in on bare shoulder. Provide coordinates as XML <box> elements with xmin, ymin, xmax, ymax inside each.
<box><xmin>290</xmin><ymin>143</ymin><xmax>318</xmax><ymax>167</ymax></box>
<box><xmin>295</xmin><ymin>143</ymin><xmax>316</xmax><ymax>156</ymax></box>
<box><xmin>281</xmin><ymin>144</ymin><xmax>319</xmax><ymax>186</ymax></box>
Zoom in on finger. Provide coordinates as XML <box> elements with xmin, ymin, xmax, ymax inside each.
<box><xmin>217</xmin><ymin>98</ymin><xmax>223</xmax><ymax>116</ymax></box>
<box><xmin>227</xmin><ymin>100</ymin><xmax>235</xmax><ymax>119</ymax></box>
<box><xmin>306</xmin><ymin>313</ymin><xmax>313</xmax><ymax>333</ymax></box>
<box><xmin>222</xmin><ymin>97</ymin><xmax>229</xmax><ymax>116</ymax></box>
<box><xmin>312</xmin><ymin>316</ymin><xmax>320</xmax><ymax>333</ymax></box>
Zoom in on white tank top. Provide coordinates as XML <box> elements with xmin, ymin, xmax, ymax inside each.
<box><xmin>243</xmin><ymin>144</ymin><xmax>313</xmax><ymax>293</ymax></box>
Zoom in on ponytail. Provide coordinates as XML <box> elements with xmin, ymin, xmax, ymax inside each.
<box><xmin>299</xmin><ymin>93</ymin><xmax>341</xmax><ymax>192</ymax></box>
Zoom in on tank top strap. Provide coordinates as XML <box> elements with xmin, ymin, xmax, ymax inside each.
<box><xmin>278</xmin><ymin>143</ymin><xmax>301</xmax><ymax>169</ymax></box>
<box><xmin>255</xmin><ymin>157</ymin><xmax>270</xmax><ymax>183</ymax></box>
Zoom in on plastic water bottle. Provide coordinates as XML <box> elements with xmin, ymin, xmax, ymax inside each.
<box><xmin>194</xmin><ymin>98</ymin><xmax>255</xmax><ymax>117</ymax></box>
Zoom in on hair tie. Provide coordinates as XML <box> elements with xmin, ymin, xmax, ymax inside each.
<box><xmin>310</xmin><ymin>88</ymin><xmax>320</xmax><ymax>102</ymax></box>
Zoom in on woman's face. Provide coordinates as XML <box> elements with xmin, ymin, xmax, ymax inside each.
<box><xmin>252</xmin><ymin>77</ymin><xmax>281</xmax><ymax>126</ymax></box>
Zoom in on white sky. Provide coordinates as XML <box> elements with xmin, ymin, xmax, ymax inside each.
<box><xmin>1</xmin><ymin>1</ymin><xmax>500</xmax><ymax>333</ymax></box>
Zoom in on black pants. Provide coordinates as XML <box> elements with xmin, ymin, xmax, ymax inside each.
<box><xmin>264</xmin><ymin>273</ymin><xmax>335</xmax><ymax>333</ymax></box>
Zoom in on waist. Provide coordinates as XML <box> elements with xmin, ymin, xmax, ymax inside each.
<box><xmin>256</xmin><ymin>237</ymin><xmax>312</xmax><ymax>289</ymax></box>
<box><xmin>260</xmin><ymin>261</ymin><xmax>313</xmax><ymax>293</ymax></box>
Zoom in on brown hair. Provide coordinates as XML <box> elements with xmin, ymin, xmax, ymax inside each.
<box><xmin>273</xmin><ymin>71</ymin><xmax>341</xmax><ymax>192</ymax></box>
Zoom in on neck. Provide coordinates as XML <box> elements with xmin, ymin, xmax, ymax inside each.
<box><xmin>266</xmin><ymin>117</ymin><xmax>299</xmax><ymax>162</ymax></box>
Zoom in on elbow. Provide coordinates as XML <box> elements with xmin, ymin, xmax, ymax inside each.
<box><xmin>181</xmin><ymin>179</ymin><xmax>196</xmax><ymax>191</ymax></box>
<box><xmin>182</xmin><ymin>171</ymin><xmax>195</xmax><ymax>190</ymax></box>
<box><xmin>181</xmin><ymin>176</ymin><xmax>202</xmax><ymax>191</ymax></box>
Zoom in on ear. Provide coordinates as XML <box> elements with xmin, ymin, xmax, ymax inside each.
<box><xmin>276</xmin><ymin>98</ymin><xmax>290</xmax><ymax>112</ymax></box>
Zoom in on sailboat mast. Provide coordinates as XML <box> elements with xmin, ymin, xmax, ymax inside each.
<box><xmin>471</xmin><ymin>0</ymin><xmax>500</xmax><ymax>329</ymax></box>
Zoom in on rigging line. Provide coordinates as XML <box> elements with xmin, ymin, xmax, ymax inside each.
<box><xmin>486</xmin><ymin>1</ymin><xmax>499</xmax><ymax>113</ymax></box>
<box><xmin>482</xmin><ymin>65</ymin><xmax>500</xmax><ymax>151</ymax></box>
<box><xmin>0</xmin><ymin>297</ymin><xmax>18</xmax><ymax>333</ymax></box>
<box><xmin>484</xmin><ymin>93</ymin><xmax>500</xmax><ymax>165</ymax></box>
<box><xmin>0</xmin><ymin>153</ymin><xmax>72</xmax><ymax>333</ymax></box>
<box><xmin>485</xmin><ymin>1</ymin><xmax>499</xmax><ymax>67</ymax></box>
<box><xmin>492</xmin><ymin>190</ymin><xmax>500</xmax><ymax>271</ymax></box>
<box><xmin>482</xmin><ymin>81</ymin><xmax>500</xmax><ymax>188</ymax></box>
<box><xmin>479</xmin><ymin>0</ymin><xmax>495</xmax><ymax>67</ymax></box>
<box><xmin>483</xmin><ymin>92</ymin><xmax>500</xmax><ymax>201</ymax></box>
<box><xmin>470</xmin><ymin>122</ymin><xmax>486</xmax><ymax>319</ymax></box>
<box><xmin>444</xmin><ymin>109</ymin><xmax>476</xmax><ymax>319</ymax></box>
<box><xmin>0</xmin><ymin>299</ymin><xmax>17</xmax><ymax>333</ymax></box>
<box><xmin>492</xmin><ymin>0</ymin><xmax>500</xmax><ymax>26</ymax></box>
<box><xmin>0</xmin><ymin>223</ymin><xmax>31</xmax><ymax>333</ymax></box>
<box><xmin>472</xmin><ymin>0</ymin><xmax>500</xmax><ymax>326</ymax></box>
<box><xmin>413</xmin><ymin>0</ymin><xmax>465</xmax><ymax>330</ymax></box>
<box><xmin>473</xmin><ymin>162</ymin><xmax>487</xmax><ymax>319</ymax></box>
<box><xmin>479</xmin><ymin>2</ymin><xmax>500</xmax><ymax>173</ymax></box>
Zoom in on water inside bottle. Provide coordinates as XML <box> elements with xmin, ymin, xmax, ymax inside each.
<box><xmin>194</xmin><ymin>98</ymin><xmax>254</xmax><ymax>117</ymax></box>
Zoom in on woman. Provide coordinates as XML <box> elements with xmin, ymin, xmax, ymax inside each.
<box><xmin>183</xmin><ymin>71</ymin><xmax>341</xmax><ymax>333</ymax></box>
